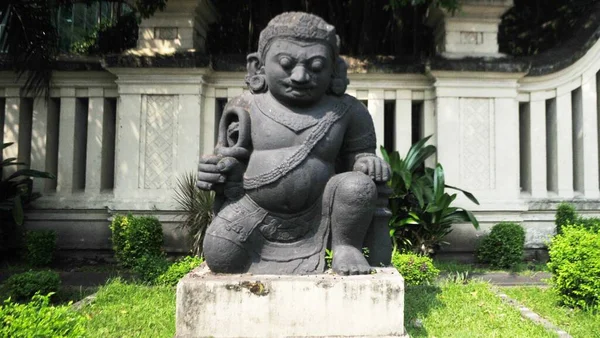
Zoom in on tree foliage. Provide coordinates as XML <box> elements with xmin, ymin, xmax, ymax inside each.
<box><xmin>499</xmin><ymin>0</ymin><xmax>600</xmax><ymax>56</ymax></box>
<box><xmin>207</xmin><ymin>0</ymin><xmax>460</xmax><ymax>58</ymax></box>
<box><xmin>0</xmin><ymin>0</ymin><xmax>166</xmax><ymax>97</ymax></box>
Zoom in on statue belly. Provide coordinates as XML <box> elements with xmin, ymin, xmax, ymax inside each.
<box><xmin>246</xmin><ymin>155</ymin><xmax>334</xmax><ymax>213</ymax></box>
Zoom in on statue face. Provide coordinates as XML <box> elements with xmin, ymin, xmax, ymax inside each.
<box><xmin>263</xmin><ymin>39</ymin><xmax>334</xmax><ymax>107</ymax></box>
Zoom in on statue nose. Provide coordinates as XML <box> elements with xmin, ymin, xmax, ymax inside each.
<box><xmin>290</xmin><ymin>66</ymin><xmax>310</xmax><ymax>84</ymax></box>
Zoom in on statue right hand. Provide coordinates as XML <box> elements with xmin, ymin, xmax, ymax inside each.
<box><xmin>196</xmin><ymin>155</ymin><xmax>243</xmax><ymax>191</ymax></box>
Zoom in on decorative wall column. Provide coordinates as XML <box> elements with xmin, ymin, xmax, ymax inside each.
<box><xmin>137</xmin><ymin>0</ymin><xmax>218</xmax><ymax>53</ymax></box>
<box><xmin>426</xmin><ymin>0</ymin><xmax>513</xmax><ymax>59</ymax></box>
<box><xmin>431</xmin><ymin>71</ymin><xmax>526</xmax><ymax>210</ymax></box>
<box><xmin>107</xmin><ymin>68</ymin><xmax>207</xmax><ymax>210</ymax></box>
<box><xmin>2</xmin><ymin>87</ymin><xmax>24</xmax><ymax>178</ymax></box>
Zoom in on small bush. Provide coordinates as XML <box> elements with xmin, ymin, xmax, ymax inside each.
<box><xmin>110</xmin><ymin>214</ymin><xmax>164</xmax><ymax>268</ymax></box>
<box><xmin>555</xmin><ymin>203</ymin><xmax>577</xmax><ymax>235</ymax></box>
<box><xmin>391</xmin><ymin>251</ymin><xmax>439</xmax><ymax>286</ymax></box>
<box><xmin>132</xmin><ymin>255</ymin><xmax>171</xmax><ymax>284</ymax></box>
<box><xmin>4</xmin><ymin>270</ymin><xmax>61</xmax><ymax>301</ymax></box>
<box><xmin>576</xmin><ymin>217</ymin><xmax>600</xmax><ymax>233</ymax></box>
<box><xmin>548</xmin><ymin>225</ymin><xmax>600</xmax><ymax>309</ymax></box>
<box><xmin>156</xmin><ymin>256</ymin><xmax>203</xmax><ymax>286</ymax></box>
<box><xmin>25</xmin><ymin>230</ymin><xmax>56</xmax><ymax>267</ymax></box>
<box><xmin>476</xmin><ymin>222</ymin><xmax>525</xmax><ymax>269</ymax></box>
<box><xmin>0</xmin><ymin>293</ymin><xmax>86</xmax><ymax>337</ymax></box>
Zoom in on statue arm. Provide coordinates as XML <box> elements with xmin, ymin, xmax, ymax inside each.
<box><xmin>338</xmin><ymin>98</ymin><xmax>390</xmax><ymax>182</ymax></box>
<box><xmin>197</xmin><ymin>94</ymin><xmax>253</xmax><ymax>193</ymax></box>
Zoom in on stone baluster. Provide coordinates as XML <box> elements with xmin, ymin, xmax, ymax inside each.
<box><xmin>579</xmin><ymin>73</ymin><xmax>600</xmax><ymax>198</ymax></box>
<box><xmin>394</xmin><ymin>89</ymin><xmax>412</xmax><ymax>156</ymax></box>
<box><xmin>85</xmin><ymin>89</ymin><xmax>106</xmax><ymax>194</ymax></box>
<box><xmin>421</xmin><ymin>92</ymin><xmax>436</xmax><ymax>167</ymax></box>
<box><xmin>526</xmin><ymin>95</ymin><xmax>548</xmax><ymax>198</ymax></box>
<box><xmin>367</xmin><ymin>89</ymin><xmax>385</xmax><ymax>156</ymax></box>
<box><xmin>56</xmin><ymin>89</ymin><xmax>77</xmax><ymax>194</ymax></box>
<box><xmin>30</xmin><ymin>98</ymin><xmax>49</xmax><ymax>193</ymax></box>
<box><xmin>2</xmin><ymin>87</ymin><xmax>22</xmax><ymax>178</ymax></box>
<box><xmin>554</xmin><ymin>91</ymin><xmax>574</xmax><ymax>198</ymax></box>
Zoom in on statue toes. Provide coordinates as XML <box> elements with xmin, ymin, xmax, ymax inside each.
<box><xmin>349</xmin><ymin>266</ymin><xmax>359</xmax><ymax>275</ymax></box>
<box><xmin>359</xmin><ymin>265</ymin><xmax>372</xmax><ymax>275</ymax></box>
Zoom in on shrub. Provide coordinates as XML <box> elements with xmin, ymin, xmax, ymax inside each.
<box><xmin>132</xmin><ymin>255</ymin><xmax>171</xmax><ymax>284</ymax></box>
<box><xmin>110</xmin><ymin>214</ymin><xmax>164</xmax><ymax>268</ymax></box>
<box><xmin>576</xmin><ymin>217</ymin><xmax>600</xmax><ymax>233</ymax></box>
<box><xmin>25</xmin><ymin>229</ymin><xmax>56</xmax><ymax>267</ymax></box>
<box><xmin>174</xmin><ymin>172</ymin><xmax>214</xmax><ymax>256</ymax></box>
<box><xmin>555</xmin><ymin>203</ymin><xmax>577</xmax><ymax>235</ymax></box>
<box><xmin>476</xmin><ymin>222</ymin><xmax>525</xmax><ymax>269</ymax></box>
<box><xmin>382</xmin><ymin>137</ymin><xmax>479</xmax><ymax>255</ymax></box>
<box><xmin>156</xmin><ymin>256</ymin><xmax>203</xmax><ymax>286</ymax></box>
<box><xmin>547</xmin><ymin>225</ymin><xmax>600</xmax><ymax>309</ymax></box>
<box><xmin>391</xmin><ymin>251</ymin><xmax>439</xmax><ymax>286</ymax></box>
<box><xmin>0</xmin><ymin>293</ymin><xmax>86</xmax><ymax>337</ymax></box>
<box><xmin>4</xmin><ymin>270</ymin><xmax>60</xmax><ymax>301</ymax></box>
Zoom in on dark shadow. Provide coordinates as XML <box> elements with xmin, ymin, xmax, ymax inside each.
<box><xmin>404</xmin><ymin>285</ymin><xmax>444</xmax><ymax>337</ymax></box>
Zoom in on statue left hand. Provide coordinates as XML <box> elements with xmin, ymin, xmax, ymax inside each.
<box><xmin>353</xmin><ymin>155</ymin><xmax>391</xmax><ymax>183</ymax></box>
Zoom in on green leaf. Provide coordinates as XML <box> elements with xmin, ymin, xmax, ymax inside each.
<box><xmin>7</xmin><ymin>169</ymin><xmax>56</xmax><ymax>181</ymax></box>
<box><xmin>12</xmin><ymin>194</ymin><xmax>24</xmax><ymax>226</ymax></box>
<box><xmin>446</xmin><ymin>184</ymin><xmax>480</xmax><ymax>205</ymax></box>
<box><xmin>433</xmin><ymin>164</ymin><xmax>445</xmax><ymax>203</ymax></box>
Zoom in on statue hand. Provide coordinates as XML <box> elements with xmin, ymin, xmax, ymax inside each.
<box><xmin>196</xmin><ymin>155</ymin><xmax>244</xmax><ymax>191</ymax></box>
<box><xmin>353</xmin><ymin>155</ymin><xmax>391</xmax><ymax>183</ymax></box>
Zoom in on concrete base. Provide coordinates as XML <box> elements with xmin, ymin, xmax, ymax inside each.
<box><xmin>176</xmin><ymin>264</ymin><xmax>408</xmax><ymax>338</ymax></box>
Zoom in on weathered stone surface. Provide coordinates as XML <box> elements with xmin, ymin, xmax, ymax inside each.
<box><xmin>176</xmin><ymin>265</ymin><xmax>408</xmax><ymax>338</ymax></box>
<box><xmin>197</xmin><ymin>12</ymin><xmax>393</xmax><ymax>275</ymax></box>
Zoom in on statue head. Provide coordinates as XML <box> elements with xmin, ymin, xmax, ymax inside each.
<box><xmin>245</xmin><ymin>12</ymin><xmax>349</xmax><ymax>105</ymax></box>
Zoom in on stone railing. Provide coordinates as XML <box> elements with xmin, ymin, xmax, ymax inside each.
<box><xmin>2</xmin><ymin>36</ymin><xmax>600</xmax><ymax>256</ymax></box>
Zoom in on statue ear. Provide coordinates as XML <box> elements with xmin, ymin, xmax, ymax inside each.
<box><xmin>245</xmin><ymin>52</ymin><xmax>267</xmax><ymax>93</ymax></box>
<box><xmin>246</xmin><ymin>52</ymin><xmax>262</xmax><ymax>75</ymax></box>
<box><xmin>329</xmin><ymin>57</ymin><xmax>349</xmax><ymax>96</ymax></box>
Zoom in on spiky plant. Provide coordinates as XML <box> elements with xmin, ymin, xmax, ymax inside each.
<box><xmin>173</xmin><ymin>172</ymin><xmax>214</xmax><ymax>256</ymax></box>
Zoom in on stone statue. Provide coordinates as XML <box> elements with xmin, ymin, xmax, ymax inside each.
<box><xmin>197</xmin><ymin>12</ymin><xmax>392</xmax><ymax>275</ymax></box>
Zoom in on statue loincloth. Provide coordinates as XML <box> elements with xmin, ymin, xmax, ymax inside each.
<box><xmin>206</xmin><ymin>174</ymin><xmax>346</xmax><ymax>274</ymax></box>
<box><xmin>205</xmin><ymin>194</ymin><xmax>328</xmax><ymax>274</ymax></box>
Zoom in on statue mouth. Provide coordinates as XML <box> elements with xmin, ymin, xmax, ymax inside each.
<box><xmin>285</xmin><ymin>84</ymin><xmax>313</xmax><ymax>96</ymax></box>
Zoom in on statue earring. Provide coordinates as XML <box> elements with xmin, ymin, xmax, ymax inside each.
<box><xmin>248</xmin><ymin>74</ymin><xmax>267</xmax><ymax>93</ymax></box>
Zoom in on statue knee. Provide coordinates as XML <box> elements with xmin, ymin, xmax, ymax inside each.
<box><xmin>203</xmin><ymin>234</ymin><xmax>249</xmax><ymax>273</ymax></box>
<box><xmin>336</xmin><ymin>172</ymin><xmax>377</xmax><ymax>207</ymax></box>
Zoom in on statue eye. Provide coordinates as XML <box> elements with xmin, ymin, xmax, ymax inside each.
<box><xmin>279</xmin><ymin>56</ymin><xmax>293</xmax><ymax>69</ymax></box>
<box><xmin>310</xmin><ymin>59</ymin><xmax>324</xmax><ymax>72</ymax></box>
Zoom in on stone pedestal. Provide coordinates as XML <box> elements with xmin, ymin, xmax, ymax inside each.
<box><xmin>426</xmin><ymin>0</ymin><xmax>513</xmax><ymax>59</ymax></box>
<box><xmin>176</xmin><ymin>265</ymin><xmax>408</xmax><ymax>338</ymax></box>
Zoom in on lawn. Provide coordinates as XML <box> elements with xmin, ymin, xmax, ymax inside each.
<box><xmin>405</xmin><ymin>280</ymin><xmax>556</xmax><ymax>337</ymax></box>
<box><xmin>502</xmin><ymin>287</ymin><xmax>600</xmax><ymax>338</ymax></box>
<box><xmin>77</xmin><ymin>278</ymin><xmax>558</xmax><ymax>338</ymax></box>
<box><xmin>81</xmin><ymin>279</ymin><xmax>175</xmax><ymax>338</ymax></box>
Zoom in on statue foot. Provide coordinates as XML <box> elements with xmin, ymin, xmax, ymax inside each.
<box><xmin>331</xmin><ymin>245</ymin><xmax>372</xmax><ymax>275</ymax></box>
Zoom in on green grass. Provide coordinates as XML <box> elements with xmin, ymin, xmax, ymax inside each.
<box><xmin>405</xmin><ymin>280</ymin><xmax>557</xmax><ymax>337</ymax></box>
<box><xmin>502</xmin><ymin>287</ymin><xmax>600</xmax><ymax>338</ymax></box>
<box><xmin>81</xmin><ymin>279</ymin><xmax>175</xmax><ymax>338</ymax></box>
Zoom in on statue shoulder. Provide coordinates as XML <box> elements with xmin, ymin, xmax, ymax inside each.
<box><xmin>341</xmin><ymin>94</ymin><xmax>370</xmax><ymax>120</ymax></box>
<box><xmin>224</xmin><ymin>91</ymin><xmax>254</xmax><ymax>113</ymax></box>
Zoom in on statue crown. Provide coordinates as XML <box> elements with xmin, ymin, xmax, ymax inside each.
<box><xmin>258</xmin><ymin>12</ymin><xmax>339</xmax><ymax>59</ymax></box>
